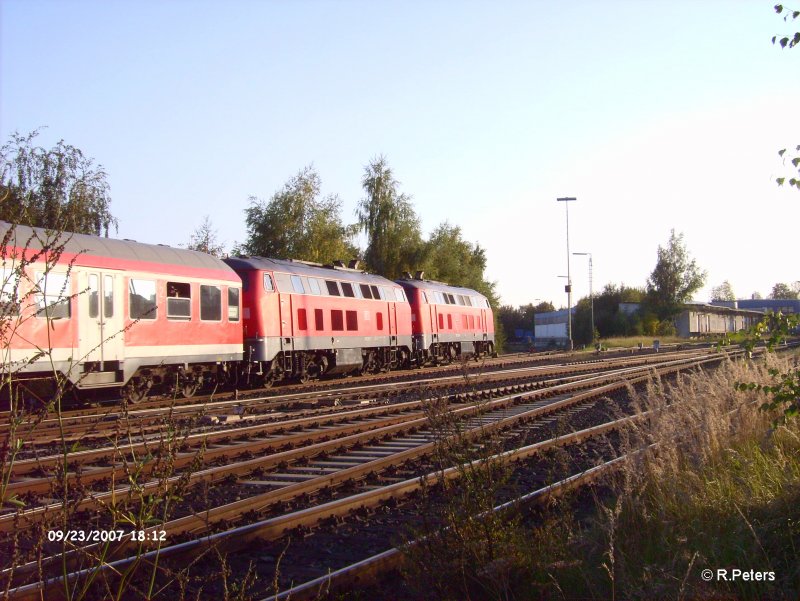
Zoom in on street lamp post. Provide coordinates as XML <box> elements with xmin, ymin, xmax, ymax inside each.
<box><xmin>574</xmin><ymin>252</ymin><xmax>594</xmax><ymax>343</ymax></box>
<box><xmin>557</xmin><ymin>197</ymin><xmax>577</xmax><ymax>351</ymax></box>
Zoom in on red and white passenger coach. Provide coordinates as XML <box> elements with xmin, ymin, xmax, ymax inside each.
<box><xmin>1</xmin><ymin>222</ymin><xmax>242</xmax><ymax>400</ymax></box>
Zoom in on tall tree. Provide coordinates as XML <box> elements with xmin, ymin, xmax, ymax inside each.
<box><xmin>357</xmin><ymin>156</ymin><xmax>423</xmax><ymax>279</ymax></box>
<box><xmin>770</xmin><ymin>282</ymin><xmax>798</xmax><ymax>299</ymax></box>
<box><xmin>710</xmin><ymin>280</ymin><xmax>736</xmax><ymax>302</ymax></box>
<box><xmin>0</xmin><ymin>129</ymin><xmax>116</xmax><ymax>235</ymax></box>
<box><xmin>422</xmin><ymin>222</ymin><xmax>495</xmax><ymax>299</ymax></box>
<box><xmin>645</xmin><ymin>229</ymin><xmax>707</xmax><ymax>319</ymax></box>
<box><xmin>241</xmin><ymin>166</ymin><xmax>358</xmax><ymax>263</ymax></box>
<box><xmin>185</xmin><ymin>215</ymin><xmax>225</xmax><ymax>257</ymax></box>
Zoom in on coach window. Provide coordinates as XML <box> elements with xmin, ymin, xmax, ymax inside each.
<box><xmin>228</xmin><ymin>287</ymin><xmax>240</xmax><ymax>321</ymax></box>
<box><xmin>200</xmin><ymin>285</ymin><xmax>222</xmax><ymax>321</ymax></box>
<box><xmin>341</xmin><ymin>282</ymin><xmax>355</xmax><ymax>298</ymax></box>
<box><xmin>263</xmin><ymin>273</ymin><xmax>275</xmax><ymax>292</ymax></box>
<box><xmin>35</xmin><ymin>272</ymin><xmax>71</xmax><ymax>319</ymax></box>
<box><xmin>103</xmin><ymin>275</ymin><xmax>114</xmax><ymax>318</ymax></box>
<box><xmin>130</xmin><ymin>279</ymin><xmax>157</xmax><ymax>320</ymax></box>
<box><xmin>331</xmin><ymin>309</ymin><xmax>344</xmax><ymax>331</ymax></box>
<box><xmin>291</xmin><ymin>275</ymin><xmax>305</xmax><ymax>294</ymax></box>
<box><xmin>346</xmin><ymin>310</ymin><xmax>358</xmax><ymax>331</ymax></box>
<box><xmin>167</xmin><ymin>282</ymin><xmax>191</xmax><ymax>320</ymax></box>
<box><xmin>326</xmin><ymin>280</ymin><xmax>341</xmax><ymax>296</ymax></box>
<box><xmin>88</xmin><ymin>274</ymin><xmax>99</xmax><ymax>318</ymax></box>
<box><xmin>308</xmin><ymin>277</ymin><xmax>321</xmax><ymax>296</ymax></box>
<box><xmin>360</xmin><ymin>284</ymin><xmax>372</xmax><ymax>299</ymax></box>
<box><xmin>0</xmin><ymin>268</ymin><xmax>19</xmax><ymax>316</ymax></box>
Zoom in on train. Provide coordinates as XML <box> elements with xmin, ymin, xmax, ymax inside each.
<box><xmin>1</xmin><ymin>221</ymin><xmax>495</xmax><ymax>402</ymax></box>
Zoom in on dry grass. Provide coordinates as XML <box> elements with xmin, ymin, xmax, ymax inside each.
<box><xmin>550</xmin><ymin>354</ymin><xmax>800</xmax><ymax>600</ymax></box>
<box><xmin>399</xmin><ymin>354</ymin><xmax>800</xmax><ymax>601</ymax></box>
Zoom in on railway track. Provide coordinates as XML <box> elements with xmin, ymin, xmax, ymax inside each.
<box><xmin>1</xmin><ymin>347</ymin><xmax>709</xmax><ymax>450</ymax></box>
<box><xmin>0</xmin><ymin>343</ymin><xmax>705</xmax><ymax>436</ymax></box>
<box><xmin>1</xmin><ymin>347</ymin><xmax>741</xmax><ymax>600</ymax></box>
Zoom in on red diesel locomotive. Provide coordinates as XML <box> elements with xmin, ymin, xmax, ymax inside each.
<box><xmin>224</xmin><ymin>256</ymin><xmax>414</xmax><ymax>386</ymax></box>
<box><xmin>1</xmin><ymin>221</ymin><xmax>495</xmax><ymax>401</ymax></box>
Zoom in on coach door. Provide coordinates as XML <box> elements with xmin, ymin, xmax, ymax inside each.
<box><xmin>78</xmin><ymin>271</ymin><xmax>125</xmax><ymax>373</ymax></box>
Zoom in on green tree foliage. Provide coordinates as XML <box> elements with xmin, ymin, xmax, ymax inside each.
<box><xmin>737</xmin><ymin>311</ymin><xmax>800</xmax><ymax>422</ymax></box>
<box><xmin>571</xmin><ymin>283</ymin><xmax>646</xmax><ymax>344</ymax></box>
<box><xmin>710</xmin><ymin>280</ymin><xmax>736</xmax><ymax>302</ymax></box>
<box><xmin>769</xmin><ymin>282</ymin><xmax>798</xmax><ymax>299</ymax></box>
<box><xmin>357</xmin><ymin>156</ymin><xmax>423</xmax><ymax>279</ymax></box>
<box><xmin>422</xmin><ymin>222</ymin><xmax>495</xmax><ymax>298</ymax></box>
<box><xmin>773</xmin><ymin>5</ymin><xmax>800</xmax><ymax>190</ymax></box>
<box><xmin>185</xmin><ymin>215</ymin><xmax>225</xmax><ymax>257</ymax></box>
<box><xmin>645</xmin><ymin>229</ymin><xmax>706</xmax><ymax>320</ymax></box>
<box><xmin>241</xmin><ymin>165</ymin><xmax>358</xmax><ymax>263</ymax></box>
<box><xmin>0</xmin><ymin>129</ymin><xmax>116</xmax><ymax>235</ymax></box>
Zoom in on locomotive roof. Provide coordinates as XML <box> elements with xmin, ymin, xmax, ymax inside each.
<box><xmin>224</xmin><ymin>256</ymin><xmax>399</xmax><ymax>287</ymax></box>
<box><xmin>396</xmin><ymin>277</ymin><xmax>486</xmax><ymax>299</ymax></box>
<box><xmin>0</xmin><ymin>221</ymin><xmax>236</xmax><ymax>276</ymax></box>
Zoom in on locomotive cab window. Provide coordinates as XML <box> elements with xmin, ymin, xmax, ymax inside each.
<box><xmin>308</xmin><ymin>277</ymin><xmax>322</xmax><ymax>295</ymax></box>
<box><xmin>35</xmin><ymin>272</ymin><xmax>71</xmax><ymax>319</ymax></box>
<box><xmin>129</xmin><ymin>279</ymin><xmax>157</xmax><ymax>320</ymax></box>
<box><xmin>200</xmin><ymin>285</ymin><xmax>222</xmax><ymax>321</ymax></box>
<box><xmin>370</xmin><ymin>285</ymin><xmax>381</xmax><ymax>299</ymax></box>
<box><xmin>263</xmin><ymin>273</ymin><xmax>275</xmax><ymax>292</ymax></box>
<box><xmin>394</xmin><ymin>288</ymin><xmax>405</xmax><ymax>302</ymax></box>
<box><xmin>167</xmin><ymin>282</ymin><xmax>191</xmax><ymax>320</ymax></box>
<box><xmin>360</xmin><ymin>284</ymin><xmax>373</xmax><ymax>299</ymax></box>
<box><xmin>228</xmin><ymin>287</ymin><xmax>240</xmax><ymax>321</ymax></box>
<box><xmin>341</xmin><ymin>282</ymin><xmax>355</xmax><ymax>298</ymax></box>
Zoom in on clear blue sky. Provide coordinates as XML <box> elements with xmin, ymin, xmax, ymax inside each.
<box><xmin>2</xmin><ymin>0</ymin><xmax>798</xmax><ymax>307</ymax></box>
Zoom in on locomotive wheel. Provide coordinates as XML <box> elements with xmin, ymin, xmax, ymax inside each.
<box><xmin>123</xmin><ymin>379</ymin><xmax>149</xmax><ymax>403</ymax></box>
<box><xmin>181</xmin><ymin>382</ymin><xmax>199</xmax><ymax>398</ymax></box>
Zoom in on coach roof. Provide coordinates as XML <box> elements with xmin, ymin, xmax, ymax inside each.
<box><xmin>1</xmin><ymin>221</ymin><xmax>236</xmax><ymax>275</ymax></box>
<box><xmin>396</xmin><ymin>277</ymin><xmax>486</xmax><ymax>299</ymax></box>
<box><xmin>224</xmin><ymin>256</ymin><xmax>399</xmax><ymax>287</ymax></box>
